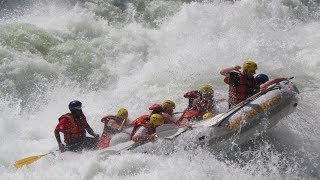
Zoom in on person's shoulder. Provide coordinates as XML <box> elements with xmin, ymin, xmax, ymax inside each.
<box><xmin>58</xmin><ymin>117</ymin><xmax>69</xmax><ymax>123</ymax></box>
<box><xmin>56</xmin><ymin>117</ymin><xmax>68</xmax><ymax>128</ymax></box>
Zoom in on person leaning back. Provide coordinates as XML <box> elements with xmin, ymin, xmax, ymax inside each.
<box><xmin>54</xmin><ymin>100</ymin><xmax>99</xmax><ymax>152</ymax></box>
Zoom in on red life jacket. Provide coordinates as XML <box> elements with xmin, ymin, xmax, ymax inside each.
<box><xmin>184</xmin><ymin>90</ymin><xmax>202</xmax><ymax>110</ymax></box>
<box><xmin>225</xmin><ymin>72</ymin><xmax>257</xmax><ymax>104</ymax></box>
<box><xmin>181</xmin><ymin>110</ymin><xmax>201</xmax><ymax>119</ymax></box>
<box><xmin>149</xmin><ymin>104</ymin><xmax>161</xmax><ymax>110</ymax></box>
<box><xmin>131</xmin><ymin>114</ymin><xmax>149</xmax><ymax>127</ymax></box>
<box><xmin>194</xmin><ymin>96</ymin><xmax>214</xmax><ymax>115</ymax></box>
<box><xmin>130</xmin><ymin>115</ymin><xmax>154</xmax><ymax>139</ymax></box>
<box><xmin>149</xmin><ymin>104</ymin><xmax>164</xmax><ymax>115</ymax></box>
<box><xmin>58</xmin><ymin>113</ymin><xmax>87</xmax><ymax>144</ymax></box>
<box><xmin>97</xmin><ymin>132</ymin><xmax>111</xmax><ymax>149</ymax></box>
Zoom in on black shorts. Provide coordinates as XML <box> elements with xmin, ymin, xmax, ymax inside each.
<box><xmin>65</xmin><ymin>137</ymin><xmax>99</xmax><ymax>152</ymax></box>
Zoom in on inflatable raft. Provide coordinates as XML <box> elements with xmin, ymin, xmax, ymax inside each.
<box><xmin>156</xmin><ymin>80</ymin><xmax>299</xmax><ymax>150</ymax></box>
<box><xmin>99</xmin><ymin>80</ymin><xmax>300</xmax><ymax>156</ymax></box>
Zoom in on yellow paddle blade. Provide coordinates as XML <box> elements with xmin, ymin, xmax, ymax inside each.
<box><xmin>14</xmin><ymin>153</ymin><xmax>48</xmax><ymax>169</ymax></box>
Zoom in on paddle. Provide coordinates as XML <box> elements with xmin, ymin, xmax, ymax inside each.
<box><xmin>118</xmin><ymin>118</ymin><xmax>127</xmax><ymax>132</ymax></box>
<box><xmin>98</xmin><ymin>140</ymin><xmax>138</xmax><ymax>158</ymax></box>
<box><xmin>14</xmin><ymin>152</ymin><xmax>54</xmax><ymax>169</ymax></box>
<box><xmin>173</xmin><ymin>111</ymin><xmax>184</xmax><ymax>115</ymax></box>
<box><xmin>156</xmin><ymin>124</ymin><xmax>188</xmax><ymax>139</ymax></box>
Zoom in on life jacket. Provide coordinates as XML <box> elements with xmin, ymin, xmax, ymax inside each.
<box><xmin>130</xmin><ymin>115</ymin><xmax>154</xmax><ymax>139</ymax></box>
<box><xmin>194</xmin><ymin>96</ymin><xmax>214</xmax><ymax>115</ymax></box>
<box><xmin>97</xmin><ymin>132</ymin><xmax>111</xmax><ymax>149</ymax></box>
<box><xmin>225</xmin><ymin>72</ymin><xmax>257</xmax><ymax>104</ymax></box>
<box><xmin>131</xmin><ymin>114</ymin><xmax>150</xmax><ymax>127</ymax></box>
<box><xmin>58</xmin><ymin>113</ymin><xmax>87</xmax><ymax>144</ymax></box>
<box><xmin>149</xmin><ymin>104</ymin><xmax>164</xmax><ymax>115</ymax></box>
<box><xmin>181</xmin><ymin>110</ymin><xmax>201</xmax><ymax>119</ymax></box>
<box><xmin>184</xmin><ymin>90</ymin><xmax>202</xmax><ymax>110</ymax></box>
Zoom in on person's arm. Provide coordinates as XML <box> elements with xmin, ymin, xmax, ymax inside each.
<box><xmin>54</xmin><ymin>130</ymin><xmax>65</xmax><ymax>152</ymax></box>
<box><xmin>260</xmin><ymin>78</ymin><xmax>288</xmax><ymax>89</ymax></box>
<box><xmin>220</xmin><ymin>65</ymin><xmax>241</xmax><ymax>76</ymax></box>
<box><xmin>85</xmin><ymin>122</ymin><xmax>99</xmax><ymax>138</ymax></box>
<box><xmin>55</xmin><ymin>119</ymin><xmax>67</xmax><ymax>152</ymax></box>
<box><xmin>131</xmin><ymin>126</ymin><xmax>155</xmax><ymax>142</ymax></box>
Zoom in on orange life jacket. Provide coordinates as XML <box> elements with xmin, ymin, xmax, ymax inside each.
<box><xmin>225</xmin><ymin>72</ymin><xmax>257</xmax><ymax>104</ymax></box>
<box><xmin>58</xmin><ymin>113</ymin><xmax>87</xmax><ymax>144</ymax></box>
<box><xmin>130</xmin><ymin>115</ymin><xmax>155</xmax><ymax>139</ymax></box>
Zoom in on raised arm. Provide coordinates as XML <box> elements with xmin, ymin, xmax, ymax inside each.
<box><xmin>220</xmin><ymin>65</ymin><xmax>242</xmax><ymax>76</ymax></box>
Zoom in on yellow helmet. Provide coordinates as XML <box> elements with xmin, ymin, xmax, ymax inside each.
<box><xmin>242</xmin><ymin>59</ymin><xmax>257</xmax><ymax>74</ymax></box>
<box><xmin>149</xmin><ymin>114</ymin><xmax>164</xmax><ymax>126</ymax></box>
<box><xmin>162</xmin><ymin>100</ymin><xmax>175</xmax><ymax>110</ymax></box>
<box><xmin>202</xmin><ymin>112</ymin><xmax>214</xmax><ymax>120</ymax></box>
<box><xmin>199</xmin><ymin>84</ymin><xmax>214</xmax><ymax>94</ymax></box>
<box><xmin>116</xmin><ymin>108</ymin><xmax>128</xmax><ymax>119</ymax></box>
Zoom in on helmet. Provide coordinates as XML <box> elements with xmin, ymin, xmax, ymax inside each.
<box><xmin>69</xmin><ymin>100</ymin><xmax>82</xmax><ymax>111</ymax></box>
<box><xmin>255</xmin><ymin>74</ymin><xmax>269</xmax><ymax>85</ymax></box>
<box><xmin>199</xmin><ymin>84</ymin><xmax>214</xmax><ymax>94</ymax></box>
<box><xmin>117</xmin><ymin>108</ymin><xmax>128</xmax><ymax>119</ymax></box>
<box><xmin>202</xmin><ymin>112</ymin><xmax>214</xmax><ymax>120</ymax></box>
<box><xmin>149</xmin><ymin>114</ymin><xmax>164</xmax><ymax>126</ymax></box>
<box><xmin>162</xmin><ymin>100</ymin><xmax>175</xmax><ymax>110</ymax></box>
<box><xmin>242</xmin><ymin>60</ymin><xmax>257</xmax><ymax>74</ymax></box>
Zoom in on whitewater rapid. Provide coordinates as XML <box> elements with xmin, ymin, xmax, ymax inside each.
<box><xmin>0</xmin><ymin>0</ymin><xmax>320</xmax><ymax>179</ymax></box>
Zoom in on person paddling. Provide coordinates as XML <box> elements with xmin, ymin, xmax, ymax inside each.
<box><xmin>131</xmin><ymin>114</ymin><xmax>164</xmax><ymax>143</ymax></box>
<box><xmin>54</xmin><ymin>100</ymin><xmax>99</xmax><ymax>152</ymax></box>
<box><xmin>97</xmin><ymin>108</ymin><xmax>130</xmax><ymax>149</ymax></box>
<box><xmin>177</xmin><ymin>84</ymin><xmax>224</xmax><ymax>125</ymax></box>
<box><xmin>130</xmin><ymin>100</ymin><xmax>178</xmax><ymax>134</ymax></box>
<box><xmin>149</xmin><ymin>99</ymin><xmax>177</xmax><ymax>124</ymax></box>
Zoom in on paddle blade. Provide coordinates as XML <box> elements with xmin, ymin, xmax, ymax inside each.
<box><xmin>14</xmin><ymin>153</ymin><xmax>48</xmax><ymax>169</ymax></box>
<box><xmin>156</xmin><ymin>124</ymin><xmax>188</xmax><ymax>139</ymax></box>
